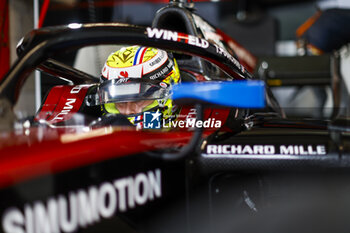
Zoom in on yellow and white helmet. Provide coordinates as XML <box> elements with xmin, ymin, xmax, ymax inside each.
<box><xmin>98</xmin><ymin>46</ymin><xmax>181</xmax><ymax>127</ymax></box>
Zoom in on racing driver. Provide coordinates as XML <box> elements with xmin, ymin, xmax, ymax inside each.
<box><xmin>98</xmin><ymin>46</ymin><xmax>181</xmax><ymax>129</ymax></box>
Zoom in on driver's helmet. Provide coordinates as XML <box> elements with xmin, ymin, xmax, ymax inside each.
<box><xmin>99</xmin><ymin>45</ymin><xmax>181</xmax><ymax>128</ymax></box>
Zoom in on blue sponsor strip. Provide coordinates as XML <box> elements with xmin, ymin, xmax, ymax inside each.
<box><xmin>172</xmin><ymin>81</ymin><xmax>265</xmax><ymax>108</ymax></box>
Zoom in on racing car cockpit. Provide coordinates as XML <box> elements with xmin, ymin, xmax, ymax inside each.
<box><xmin>3</xmin><ymin>2</ymin><xmax>350</xmax><ymax>233</ymax></box>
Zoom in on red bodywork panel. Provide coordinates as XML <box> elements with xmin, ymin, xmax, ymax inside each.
<box><xmin>0</xmin><ymin>128</ymin><xmax>195</xmax><ymax>189</ymax></box>
<box><xmin>35</xmin><ymin>85</ymin><xmax>91</xmax><ymax>124</ymax></box>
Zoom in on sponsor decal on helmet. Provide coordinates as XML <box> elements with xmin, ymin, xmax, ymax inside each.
<box><xmin>119</xmin><ymin>71</ymin><xmax>129</xmax><ymax>78</ymax></box>
<box><xmin>149</xmin><ymin>51</ymin><xmax>165</xmax><ymax>66</ymax></box>
<box><xmin>102</xmin><ymin>49</ymin><xmax>169</xmax><ymax>80</ymax></box>
<box><xmin>115</xmin><ymin>77</ymin><xmax>130</xmax><ymax>84</ymax></box>
<box><xmin>1</xmin><ymin>169</ymin><xmax>162</xmax><ymax>233</ymax></box>
<box><xmin>159</xmin><ymin>82</ymin><xmax>168</xmax><ymax>88</ymax></box>
<box><xmin>149</xmin><ymin>60</ymin><xmax>173</xmax><ymax>80</ymax></box>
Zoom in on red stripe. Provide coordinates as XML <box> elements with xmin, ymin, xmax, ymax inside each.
<box><xmin>177</xmin><ymin>32</ymin><xmax>189</xmax><ymax>43</ymax></box>
<box><xmin>0</xmin><ymin>130</ymin><xmax>193</xmax><ymax>189</ymax></box>
<box><xmin>38</xmin><ymin>0</ymin><xmax>50</xmax><ymax>28</ymax></box>
<box><xmin>139</xmin><ymin>47</ymin><xmax>147</xmax><ymax>64</ymax></box>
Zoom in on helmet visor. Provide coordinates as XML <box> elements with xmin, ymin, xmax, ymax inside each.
<box><xmin>98</xmin><ymin>78</ymin><xmax>171</xmax><ymax>104</ymax></box>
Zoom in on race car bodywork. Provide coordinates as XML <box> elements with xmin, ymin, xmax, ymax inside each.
<box><xmin>0</xmin><ymin>1</ymin><xmax>350</xmax><ymax>233</ymax></box>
